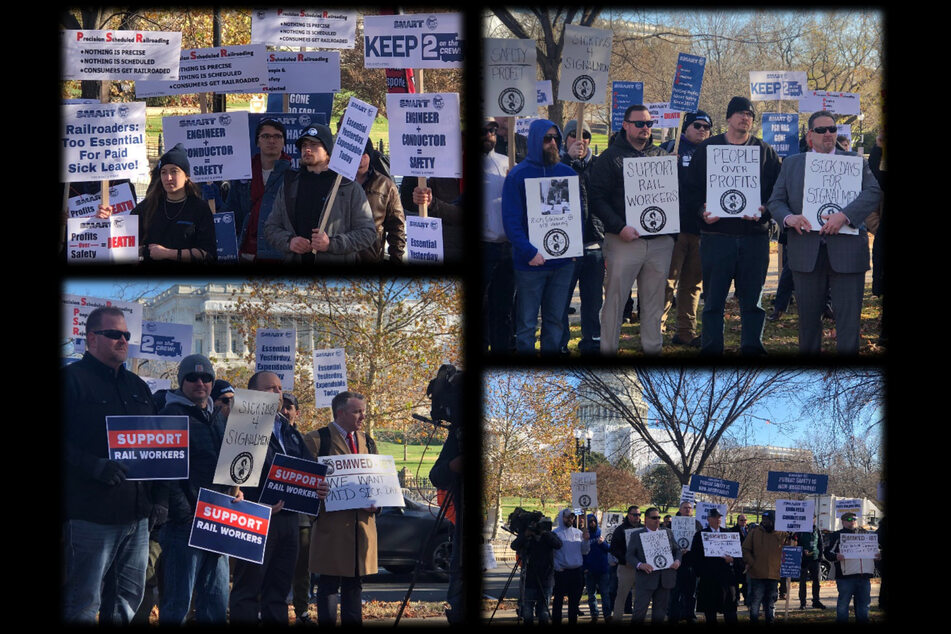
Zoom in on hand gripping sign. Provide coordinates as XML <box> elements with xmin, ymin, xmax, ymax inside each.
<box><xmin>524</xmin><ymin>175</ymin><xmax>584</xmax><ymax>259</ymax></box>
<box><xmin>258</xmin><ymin>453</ymin><xmax>328</xmax><ymax>516</ymax></box>
<box><xmin>706</xmin><ymin>144</ymin><xmax>761</xmax><ymax>218</ymax></box>
<box><xmin>106</xmin><ymin>415</ymin><xmax>189</xmax><ymax>480</ymax></box>
<box><xmin>623</xmin><ymin>155</ymin><xmax>680</xmax><ymax>236</ymax></box>
<box><xmin>190</xmin><ymin>488</ymin><xmax>271</xmax><ymax>564</ymax></box>
<box><xmin>213</xmin><ymin>389</ymin><xmax>281</xmax><ymax>488</ymax></box>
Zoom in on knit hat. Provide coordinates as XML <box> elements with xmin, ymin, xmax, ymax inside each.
<box><xmin>211</xmin><ymin>379</ymin><xmax>235</xmax><ymax>401</ymax></box>
<box><xmin>726</xmin><ymin>96</ymin><xmax>755</xmax><ymax>120</ymax></box>
<box><xmin>563</xmin><ymin>119</ymin><xmax>592</xmax><ymax>138</ymax></box>
<box><xmin>684</xmin><ymin>110</ymin><xmax>712</xmax><ymax>129</ymax></box>
<box><xmin>158</xmin><ymin>143</ymin><xmax>190</xmax><ymax>175</ymax></box>
<box><xmin>177</xmin><ymin>354</ymin><xmax>215</xmax><ymax>386</ymax></box>
<box><xmin>296</xmin><ymin>124</ymin><xmax>334</xmax><ymax>154</ymax></box>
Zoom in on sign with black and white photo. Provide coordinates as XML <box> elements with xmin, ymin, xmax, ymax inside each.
<box><xmin>775</xmin><ymin>499</ymin><xmax>815</xmax><ymax>532</ymax></box>
<box><xmin>672</xmin><ymin>515</ymin><xmax>697</xmax><ymax>550</ymax></box>
<box><xmin>641</xmin><ymin>529</ymin><xmax>675</xmax><ymax>570</ymax></box>
<box><xmin>602</xmin><ymin>512</ymin><xmax>624</xmax><ymax>544</ymax></box>
<box><xmin>623</xmin><ymin>155</ymin><xmax>680</xmax><ymax>235</ymax></box>
<box><xmin>62</xmin><ymin>29</ymin><xmax>182</xmax><ymax>80</ymax></box>
<box><xmin>484</xmin><ymin>38</ymin><xmax>536</xmax><ymax>117</ymax></box>
<box><xmin>386</xmin><ymin>92</ymin><xmax>461</xmax><ymax>178</ymax></box>
<box><xmin>136</xmin><ymin>44</ymin><xmax>268</xmax><ymax>97</ymax></box>
<box><xmin>558</xmin><ymin>24</ymin><xmax>612</xmax><ymax>104</ymax></box>
<box><xmin>213</xmin><ymin>388</ymin><xmax>280</xmax><ymax>488</ymax></box>
<box><xmin>570</xmin><ymin>472</ymin><xmax>598</xmax><ymax>509</ymax></box>
<box><xmin>162</xmin><ymin>111</ymin><xmax>253</xmax><ymax>183</ymax></box>
<box><xmin>524</xmin><ymin>175</ymin><xmax>583</xmax><ymax>259</ymax></box>
<box><xmin>706</xmin><ymin>144</ymin><xmax>761</xmax><ymax>218</ymax></box>
<box><xmin>802</xmin><ymin>152</ymin><xmax>862</xmax><ymax>235</ymax></box>
<box><xmin>251</xmin><ymin>9</ymin><xmax>357</xmax><ymax>48</ymax></box>
<box><xmin>701</xmin><ymin>531</ymin><xmax>743</xmax><ymax>558</ymax></box>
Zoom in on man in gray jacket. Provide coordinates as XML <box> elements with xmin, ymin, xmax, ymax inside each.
<box><xmin>626</xmin><ymin>507</ymin><xmax>682</xmax><ymax>623</ymax></box>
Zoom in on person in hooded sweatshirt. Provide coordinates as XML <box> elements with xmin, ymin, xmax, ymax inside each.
<box><xmin>550</xmin><ymin>508</ymin><xmax>590</xmax><ymax>624</ymax></box>
<box><xmin>501</xmin><ymin>118</ymin><xmax>579</xmax><ymax>354</ymax></box>
<box><xmin>583</xmin><ymin>513</ymin><xmax>612</xmax><ymax>622</ymax></box>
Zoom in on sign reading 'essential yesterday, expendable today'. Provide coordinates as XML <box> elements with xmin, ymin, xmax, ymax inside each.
<box><xmin>313</xmin><ymin>348</ymin><xmax>347</xmax><ymax>409</ymax></box>
<box><xmin>162</xmin><ymin>111</ymin><xmax>253</xmax><ymax>182</ymax></box>
<box><xmin>255</xmin><ymin>329</ymin><xmax>296</xmax><ymax>392</ymax></box>
<box><xmin>213</xmin><ymin>388</ymin><xmax>281</xmax><ymax>489</ymax></box>
<box><xmin>61</xmin><ymin>102</ymin><xmax>149</xmax><ymax>183</ymax></box>
<box><xmin>386</xmin><ymin>92</ymin><xmax>461</xmax><ymax>178</ymax></box>
<box><xmin>363</xmin><ymin>13</ymin><xmax>463</xmax><ymax>69</ymax></box>
<box><xmin>329</xmin><ymin>97</ymin><xmax>377</xmax><ymax>182</ymax></box>
<box><xmin>484</xmin><ymin>38</ymin><xmax>536</xmax><ymax>117</ymax></box>
<box><xmin>61</xmin><ymin>29</ymin><xmax>182</xmax><ymax>80</ymax></box>
<box><xmin>136</xmin><ymin>44</ymin><xmax>268</xmax><ymax>97</ymax></box>
<box><xmin>251</xmin><ymin>8</ymin><xmax>357</xmax><ymax>48</ymax></box>
<box><xmin>558</xmin><ymin>24</ymin><xmax>613</xmax><ymax>105</ymax></box>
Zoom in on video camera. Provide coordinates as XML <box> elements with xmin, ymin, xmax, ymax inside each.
<box><xmin>507</xmin><ymin>507</ymin><xmax>553</xmax><ymax>535</ymax></box>
<box><xmin>426</xmin><ymin>364</ymin><xmax>463</xmax><ymax>428</ymax></box>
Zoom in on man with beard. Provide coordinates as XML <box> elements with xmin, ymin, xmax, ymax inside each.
<box><xmin>609</xmin><ymin>506</ymin><xmax>642</xmax><ymax>622</ymax></box>
<box><xmin>263</xmin><ymin>125</ymin><xmax>376</xmax><ymax>264</ymax></box>
<box><xmin>550</xmin><ymin>509</ymin><xmax>590</xmax><ymax>625</ymax></box>
<box><xmin>353</xmin><ymin>138</ymin><xmax>406</xmax><ymax>263</ymax></box>
<box><xmin>741</xmin><ymin>510</ymin><xmax>793</xmax><ymax>624</ymax></box>
<box><xmin>501</xmin><ymin>119</ymin><xmax>578</xmax><ymax>354</ymax></box>
<box><xmin>482</xmin><ymin>118</ymin><xmax>515</xmax><ymax>354</ymax></box>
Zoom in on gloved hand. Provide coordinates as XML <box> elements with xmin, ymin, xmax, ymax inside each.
<box><xmin>92</xmin><ymin>459</ymin><xmax>129</xmax><ymax>486</ymax></box>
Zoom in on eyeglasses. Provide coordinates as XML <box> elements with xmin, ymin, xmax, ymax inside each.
<box><xmin>625</xmin><ymin>119</ymin><xmax>654</xmax><ymax>128</ymax></box>
<box><xmin>258</xmin><ymin>133</ymin><xmax>284</xmax><ymax>141</ymax></box>
<box><xmin>842</xmin><ymin>517</ymin><xmax>856</xmax><ymax>522</ymax></box>
<box><xmin>184</xmin><ymin>373</ymin><xmax>214</xmax><ymax>384</ymax></box>
<box><xmin>646</xmin><ymin>515</ymin><xmax>661</xmax><ymax>521</ymax></box>
<box><xmin>692</xmin><ymin>122</ymin><xmax>711</xmax><ymax>131</ymax></box>
<box><xmin>811</xmin><ymin>126</ymin><xmax>837</xmax><ymax>134</ymax></box>
<box><xmin>93</xmin><ymin>329</ymin><xmax>131</xmax><ymax>341</ymax></box>
<box><xmin>542</xmin><ymin>134</ymin><xmax>559</xmax><ymax>143</ymax></box>
<box><xmin>568</xmin><ymin>131</ymin><xmax>592</xmax><ymax>140</ymax></box>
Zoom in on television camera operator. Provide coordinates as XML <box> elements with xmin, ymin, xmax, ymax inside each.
<box><xmin>510</xmin><ymin>510</ymin><xmax>562</xmax><ymax>625</ymax></box>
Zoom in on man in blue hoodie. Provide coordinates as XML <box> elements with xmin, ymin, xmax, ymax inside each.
<box><xmin>583</xmin><ymin>513</ymin><xmax>612</xmax><ymax>622</ymax></box>
<box><xmin>501</xmin><ymin>119</ymin><xmax>579</xmax><ymax>354</ymax></box>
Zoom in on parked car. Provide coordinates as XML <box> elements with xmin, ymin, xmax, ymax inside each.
<box><xmin>376</xmin><ymin>494</ymin><xmax>453</xmax><ymax>576</ymax></box>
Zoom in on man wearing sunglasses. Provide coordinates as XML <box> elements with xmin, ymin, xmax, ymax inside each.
<box><xmin>63</xmin><ymin>306</ymin><xmax>158</xmax><ymax>623</ymax></box>
<box><xmin>767</xmin><ymin>110</ymin><xmax>882</xmax><ymax>354</ymax></box>
<box><xmin>626</xmin><ymin>507</ymin><xmax>683</xmax><ymax>623</ymax></box>
<box><xmin>589</xmin><ymin>104</ymin><xmax>675</xmax><ymax>355</ymax></box>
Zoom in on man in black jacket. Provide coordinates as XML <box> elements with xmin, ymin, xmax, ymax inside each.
<box><xmin>511</xmin><ymin>522</ymin><xmax>562</xmax><ymax>624</ymax></box>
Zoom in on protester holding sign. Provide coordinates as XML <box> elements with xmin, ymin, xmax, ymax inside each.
<box><xmin>353</xmin><ymin>139</ymin><xmax>406</xmax><ymax>263</ymax></box>
<box><xmin>823</xmin><ymin>513</ymin><xmax>879</xmax><ymax>623</ymax></box>
<box><xmin>263</xmin><ymin>125</ymin><xmax>376</xmax><ymax>263</ymax></box>
<box><xmin>551</xmin><ymin>508</ymin><xmax>590</xmax><ymax>625</ymax></box>
<box><xmin>626</xmin><ymin>507</ymin><xmax>682</xmax><ymax>623</ymax></box>
<box><xmin>687</xmin><ymin>508</ymin><xmax>742</xmax><ymax>624</ymax></box>
<box><xmin>741</xmin><ymin>510</ymin><xmax>794</xmax><ymax>624</ymax></box>
<box><xmin>684</xmin><ymin>96</ymin><xmax>781</xmax><ymax>355</ymax></box>
<box><xmin>767</xmin><ymin>110</ymin><xmax>882</xmax><ymax>353</ymax></box>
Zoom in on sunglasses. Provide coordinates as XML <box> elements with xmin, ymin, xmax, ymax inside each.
<box><xmin>184</xmin><ymin>373</ymin><xmax>214</xmax><ymax>384</ymax></box>
<box><xmin>692</xmin><ymin>122</ymin><xmax>711</xmax><ymax>130</ymax></box>
<box><xmin>93</xmin><ymin>329</ymin><xmax>131</xmax><ymax>341</ymax></box>
<box><xmin>646</xmin><ymin>515</ymin><xmax>661</xmax><ymax>521</ymax></box>
<box><xmin>625</xmin><ymin>119</ymin><xmax>655</xmax><ymax>128</ymax></box>
<box><xmin>217</xmin><ymin>396</ymin><xmax>233</xmax><ymax>405</ymax></box>
<box><xmin>483</xmin><ymin>126</ymin><xmax>498</xmax><ymax>135</ymax></box>
<box><xmin>811</xmin><ymin>126</ymin><xmax>837</xmax><ymax>134</ymax></box>
<box><xmin>568</xmin><ymin>131</ymin><xmax>592</xmax><ymax>140</ymax></box>
<box><xmin>543</xmin><ymin>134</ymin><xmax>559</xmax><ymax>143</ymax></box>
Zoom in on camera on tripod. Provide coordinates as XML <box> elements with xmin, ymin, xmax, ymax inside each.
<box><xmin>507</xmin><ymin>507</ymin><xmax>553</xmax><ymax>535</ymax></box>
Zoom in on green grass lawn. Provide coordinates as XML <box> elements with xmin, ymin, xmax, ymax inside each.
<box><xmin>376</xmin><ymin>439</ymin><xmax>443</xmax><ymax>475</ymax></box>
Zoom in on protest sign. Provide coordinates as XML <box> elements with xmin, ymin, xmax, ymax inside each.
<box><xmin>266</xmin><ymin>51</ymin><xmax>340</xmax><ymax>94</ymax></box>
<box><xmin>524</xmin><ymin>175</ymin><xmax>584</xmax><ymax>259</ymax></box>
<box><xmin>213</xmin><ymin>211</ymin><xmax>239</xmax><ymax>262</ymax></box>
<box><xmin>318</xmin><ymin>453</ymin><xmax>404</xmax><ymax>511</ymax></box>
<box><xmin>775</xmin><ymin>499</ymin><xmax>815</xmax><ymax>532</ymax></box>
<box><xmin>696</xmin><ymin>502</ymin><xmax>728</xmax><ymax>529</ymax></box>
<box><xmin>761</xmin><ymin>113</ymin><xmax>800</xmax><ymax>158</ymax></box>
<box><xmin>62</xmin><ymin>29</ymin><xmax>182</xmax><ymax>80</ymax></box>
<box><xmin>834</xmin><ymin>499</ymin><xmax>863</xmax><ymax>525</ymax></box>
<box><xmin>386</xmin><ymin>93</ymin><xmax>461</xmax><ymax>178</ymax></box>
<box><xmin>645</xmin><ymin>102</ymin><xmax>682</xmax><ymax>129</ymax></box>
<box><xmin>313</xmin><ymin>348</ymin><xmax>347</xmax><ymax>408</ymax></box>
<box><xmin>623</xmin><ymin>155</ymin><xmax>680</xmax><ymax>236</ymax></box>
<box><xmin>66</xmin><ymin>215</ymin><xmax>139</xmax><ymax>264</ymax></box>
<box><xmin>406</xmin><ymin>216</ymin><xmax>444</xmax><ymax>263</ymax></box>
<box><xmin>802</xmin><ymin>153</ymin><xmax>863</xmax><ymax>235</ymax></box>
<box><xmin>641</xmin><ymin>529</ymin><xmax>675</xmax><ymax>570</ymax></box>
<box><xmin>251</xmin><ymin>9</ymin><xmax>357</xmax><ymax>48</ymax></box>
<box><xmin>706</xmin><ymin>144</ymin><xmax>761</xmax><ymax>218</ymax></box>
<box><xmin>611</xmin><ymin>81</ymin><xmax>644</xmax><ymax>132</ymax></box>
<box><xmin>558</xmin><ymin>24</ymin><xmax>612</xmax><ymax>104</ymax></box>
<box><xmin>536</xmin><ymin>80</ymin><xmax>553</xmax><ymax>107</ymax></box>
<box><xmin>516</xmin><ymin>117</ymin><xmax>539</xmax><ymax>137</ymax></box>
<box><xmin>798</xmin><ymin>90</ymin><xmax>861</xmax><ymax>116</ymax></box>
<box><xmin>162</xmin><ymin>111</ymin><xmax>253</xmax><ymax>182</ymax></box>
<box><xmin>602</xmin><ymin>512</ymin><xmax>624</xmax><ymax>544</ymax></box>
<box><xmin>749</xmin><ymin>71</ymin><xmax>807</xmax><ymax>101</ymax></box>
<box><xmin>136</xmin><ymin>44</ymin><xmax>268</xmax><ymax>97</ymax></box>
<box><xmin>701</xmin><ymin>531</ymin><xmax>743</xmax><ymax>557</ymax></box>
<box><xmin>265</xmin><ymin>93</ymin><xmax>334</xmax><ymax>120</ymax></box>
<box><xmin>106</xmin><ymin>415</ymin><xmax>189</xmax><ymax>480</ymax></box>
<box><xmin>484</xmin><ymin>38</ymin><xmax>536</xmax><ymax>117</ymax></box>
<box><xmin>767</xmin><ymin>471</ymin><xmax>829</xmax><ymax>495</ymax></box>
<box><xmin>781</xmin><ymin>546</ymin><xmax>803</xmax><ymax>578</ymax></box>
<box><xmin>67</xmin><ymin>182</ymin><xmax>136</xmax><ymax>218</ymax></box>
<box><xmin>570</xmin><ymin>472</ymin><xmax>598</xmax><ymax>509</ymax></box>
<box><xmin>255</xmin><ymin>329</ymin><xmax>296</xmax><ymax>391</ymax></box>
<box><xmin>670</xmin><ymin>53</ymin><xmax>706</xmax><ymax>112</ymax></box>
<box><xmin>141</xmin><ymin>376</ymin><xmax>172</xmax><ymax>394</ymax></box>
<box><xmin>213</xmin><ymin>388</ymin><xmax>280</xmax><ymax>488</ymax></box>
<box><xmin>839</xmin><ymin>533</ymin><xmax>879</xmax><ymax>559</ymax></box>
<box><xmin>680</xmin><ymin>485</ymin><xmax>696</xmax><ymax>504</ymax></box>
<box><xmin>689</xmin><ymin>474</ymin><xmax>740</xmax><ymax>498</ymax></box>
<box><xmin>63</xmin><ymin>294</ymin><xmax>143</xmax><ymax>346</ymax></box>
<box><xmin>672</xmin><ymin>515</ymin><xmax>697</xmax><ymax>550</ymax></box>
<box><xmin>129</xmin><ymin>320</ymin><xmax>193</xmax><ymax>363</ymax></box>
<box><xmin>61</xmin><ymin>102</ymin><xmax>149</xmax><ymax>183</ymax></box>
<box><xmin>247</xmin><ymin>112</ymin><xmax>326</xmax><ymax>175</ymax></box>
<box><xmin>363</xmin><ymin>13</ymin><xmax>463</xmax><ymax>69</ymax></box>
<box><xmin>837</xmin><ymin>124</ymin><xmax>852</xmax><ymax>143</ymax></box>
<box><xmin>329</xmin><ymin>97</ymin><xmax>377</xmax><ymax>181</ymax></box>
<box><xmin>190</xmin><ymin>488</ymin><xmax>271</xmax><ymax>564</ymax></box>
<box><xmin>258</xmin><ymin>453</ymin><xmax>328</xmax><ymax>516</ymax></box>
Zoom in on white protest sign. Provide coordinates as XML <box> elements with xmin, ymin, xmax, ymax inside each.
<box><xmin>251</xmin><ymin>8</ymin><xmax>357</xmax><ymax>48</ymax></box>
<box><xmin>602</xmin><ymin>512</ymin><xmax>624</xmax><ymax>544</ymax></box>
<box><xmin>749</xmin><ymin>70</ymin><xmax>808</xmax><ymax>101</ymax></box>
<box><xmin>701</xmin><ymin>531</ymin><xmax>743</xmax><ymax>557</ymax></box>
<box><xmin>696</xmin><ymin>502</ymin><xmax>728</xmax><ymax>529</ymax></box>
<box><xmin>537</xmin><ymin>80</ymin><xmax>553</xmax><ymax>106</ymax></box>
<box><xmin>645</xmin><ymin>102</ymin><xmax>682</xmax><ymax>129</ymax></box>
<box><xmin>141</xmin><ymin>376</ymin><xmax>172</xmax><ymax>394</ymax></box>
<box><xmin>570</xmin><ymin>472</ymin><xmax>598</xmax><ymax>509</ymax></box>
<box><xmin>62</xmin><ymin>29</ymin><xmax>182</xmax><ymax>80</ymax></box>
<box><xmin>798</xmin><ymin>90</ymin><xmax>861</xmax><ymax>116</ymax></box>
<box><xmin>130</xmin><ymin>321</ymin><xmax>193</xmax><ymax>363</ymax></box>
<box><xmin>640</xmin><ymin>529</ymin><xmax>676</xmax><ymax>570</ymax></box>
<box><xmin>66</xmin><ymin>215</ymin><xmax>139</xmax><ymax>264</ymax></box>
<box><xmin>386</xmin><ymin>92</ymin><xmax>461</xmax><ymax>178</ymax></box>
<box><xmin>834</xmin><ymin>499</ymin><xmax>863</xmax><ymax>526</ymax></box>
<box><xmin>135</xmin><ymin>44</ymin><xmax>268</xmax><ymax>97</ymax></box>
<box><xmin>706</xmin><ymin>144</ymin><xmax>761</xmax><ymax>218</ymax></box>
<box><xmin>558</xmin><ymin>24</ymin><xmax>612</xmax><ymax>104</ymax></box>
<box><xmin>162</xmin><ymin>111</ymin><xmax>253</xmax><ymax>182</ymax></box>
<box><xmin>318</xmin><ymin>453</ymin><xmax>405</xmax><ymax>511</ymax></box>
<box><xmin>406</xmin><ymin>215</ymin><xmax>444</xmax><ymax>263</ymax></box>
<box><xmin>313</xmin><ymin>348</ymin><xmax>347</xmax><ymax>409</ymax></box>
<box><xmin>671</xmin><ymin>516</ymin><xmax>697</xmax><ymax>551</ymax></box>
<box><xmin>839</xmin><ymin>533</ymin><xmax>879</xmax><ymax>559</ymax></box>
<box><xmin>213</xmin><ymin>388</ymin><xmax>281</xmax><ymax>488</ymax></box>
<box><xmin>484</xmin><ymin>38</ymin><xmax>536</xmax><ymax>117</ymax></box>
<box><xmin>255</xmin><ymin>329</ymin><xmax>296</xmax><ymax>391</ymax></box>
<box><xmin>516</xmin><ymin>117</ymin><xmax>539</xmax><ymax>137</ymax></box>
<box><xmin>680</xmin><ymin>485</ymin><xmax>696</xmax><ymax>504</ymax></box>
<box><xmin>67</xmin><ymin>183</ymin><xmax>137</xmax><ymax>218</ymax></box>
<box><xmin>62</xmin><ymin>294</ymin><xmax>143</xmax><ymax>346</ymax></box>
<box><xmin>363</xmin><ymin>13</ymin><xmax>463</xmax><ymax>69</ymax></box>
<box><xmin>61</xmin><ymin>102</ymin><xmax>149</xmax><ymax>183</ymax></box>
<box><xmin>837</xmin><ymin>124</ymin><xmax>852</xmax><ymax>142</ymax></box>
<box><xmin>525</xmin><ymin>175</ymin><xmax>584</xmax><ymax>260</ymax></box>
<box><xmin>266</xmin><ymin>51</ymin><xmax>340</xmax><ymax>93</ymax></box>
<box><xmin>623</xmin><ymin>155</ymin><xmax>680</xmax><ymax>236</ymax></box>
<box><xmin>329</xmin><ymin>97</ymin><xmax>377</xmax><ymax>181</ymax></box>
<box><xmin>802</xmin><ymin>153</ymin><xmax>863</xmax><ymax>235</ymax></box>
<box><xmin>775</xmin><ymin>499</ymin><xmax>815</xmax><ymax>532</ymax></box>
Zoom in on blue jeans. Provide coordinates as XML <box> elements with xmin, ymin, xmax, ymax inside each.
<box><xmin>159</xmin><ymin>521</ymin><xmax>230</xmax><ymax>624</ymax></box>
<box><xmin>700</xmin><ymin>233</ymin><xmax>769</xmax><ymax>355</ymax></box>
<box><xmin>774</xmin><ymin>243</ymin><xmax>795</xmax><ymax>312</ymax></box>
<box><xmin>560</xmin><ymin>247</ymin><xmax>605</xmax><ymax>353</ymax></box>
<box><xmin>63</xmin><ymin>518</ymin><xmax>149</xmax><ymax>624</ymax></box>
<box><xmin>748</xmin><ymin>578</ymin><xmax>778</xmax><ymax>624</ymax></box>
<box><xmin>513</xmin><ymin>264</ymin><xmax>574</xmax><ymax>354</ymax></box>
<box><xmin>585</xmin><ymin>569</ymin><xmax>611</xmax><ymax>618</ymax></box>
<box><xmin>482</xmin><ymin>241</ymin><xmax>516</xmax><ymax>353</ymax></box>
<box><xmin>521</xmin><ymin>586</ymin><xmax>552</xmax><ymax>624</ymax></box>
<box><xmin>835</xmin><ymin>577</ymin><xmax>871</xmax><ymax>623</ymax></box>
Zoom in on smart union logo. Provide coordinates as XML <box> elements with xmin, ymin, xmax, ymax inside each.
<box><xmin>218</xmin><ymin>114</ymin><xmax>232</xmax><ymax>126</ymax></box>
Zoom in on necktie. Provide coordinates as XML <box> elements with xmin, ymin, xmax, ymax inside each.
<box><xmin>347</xmin><ymin>432</ymin><xmax>357</xmax><ymax>454</ymax></box>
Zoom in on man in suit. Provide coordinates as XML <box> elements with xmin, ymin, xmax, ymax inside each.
<box><xmin>626</xmin><ymin>507</ymin><xmax>683</xmax><ymax>623</ymax></box>
<box><xmin>767</xmin><ymin>110</ymin><xmax>882</xmax><ymax>353</ymax></box>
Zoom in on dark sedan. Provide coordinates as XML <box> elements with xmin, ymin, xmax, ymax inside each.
<box><xmin>376</xmin><ymin>494</ymin><xmax>453</xmax><ymax>576</ymax></box>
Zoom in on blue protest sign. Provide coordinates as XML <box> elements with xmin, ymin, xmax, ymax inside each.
<box><xmin>129</xmin><ymin>321</ymin><xmax>193</xmax><ymax>363</ymax></box>
<box><xmin>611</xmin><ymin>81</ymin><xmax>644</xmax><ymax>133</ymax></box>
<box><xmin>258</xmin><ymin>453</ymin><xmax>328</xmax><ymax>516</ymax></box>
<box><xmin>689</xmin><ymin>474</ymin><xmax>740</xmax><ymax>498</ymax></box>
<box><xmin>670</xmin><ymin>53</ymin><xmax>706</xmax><ymax>112</ymax></box>
<box><xmin>266</xmin><ymin>92</ymin><xmax>333</xmax><ymax>118</ymax></box>
<box><xmin>190</xmin><ymin>487</ymin><xmax>271</xmax><ymax>564</ymax></box>
<box><xmin>248</xmin><ymin>110</ymin><xmax>332</xmax><ymax>171</ymax></box>
<box><xmin>767</xmin><ymin>471</ymin><xmax>829</xmax><ymax>495</ymax></box>
<box><xmin>762</xmin><ymin>113</ymin><xmax>800</xmax><ymax>158</ymax></box>
<box><xmin>213</xmin><ymin>212</ymin><xmax>239</xmax><ymax>262</ymax></box>
<box><xmin>106</xmin><ymin>415</ymin><xmax>189</xmax><ymax>480</ymax></box>
<box><xmin>781</xmin><ymin>546</ymin><xmax>803</xmax><ymax>578</ymax></box>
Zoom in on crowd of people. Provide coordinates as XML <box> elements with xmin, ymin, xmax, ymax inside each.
<box><xmin>483</xmin><ymin>98</ymin><xmax>885</xmax><ymax>356</ymax></box>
